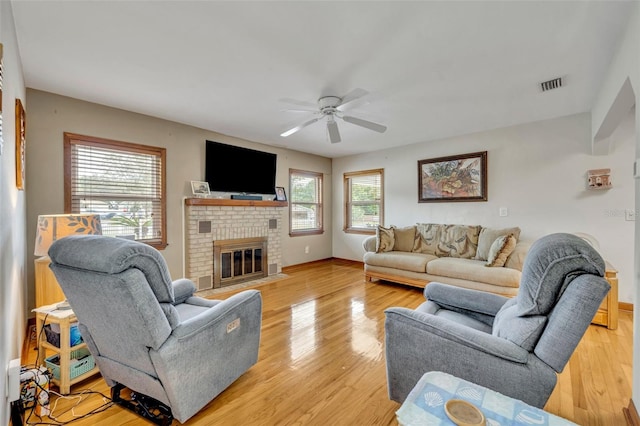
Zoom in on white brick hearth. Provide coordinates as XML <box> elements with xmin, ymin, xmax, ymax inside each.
<box><xmin>185</xmin><ymin>198</ymin><xmax>286</xmax><ymax>291</ymax></box>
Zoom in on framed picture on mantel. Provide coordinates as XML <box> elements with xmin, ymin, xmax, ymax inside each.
<box><xmin>191</xmin><ymin>180</ymin><xmax>210</xmax><ymax>197</ymax></box>
<box><xmin>274</xmin><ymin>186</ymin><xmax>287</xmax><ymax>201</ymax></box>
<box><xmin>418</xmin><ymin>151</ymin><xmax>487</xmax><ymax>203</ymax></box>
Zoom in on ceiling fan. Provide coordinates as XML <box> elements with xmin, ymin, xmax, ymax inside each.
<box><xmin>279</xmin><ymin>88</ymin><xmax>387</xmax><ymax>144</ymax></box>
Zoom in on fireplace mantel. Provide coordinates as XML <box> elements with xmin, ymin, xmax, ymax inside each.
<box><xmin>185</xmin><ymin>198</ymin><xmax>288</xmax><ymax>207</ymax></box>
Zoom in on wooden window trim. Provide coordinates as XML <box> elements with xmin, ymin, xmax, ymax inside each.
<box><xmin>344</xmin><ymin>168</ymin><xmax>384</xmax><ymax>235</ymax></box>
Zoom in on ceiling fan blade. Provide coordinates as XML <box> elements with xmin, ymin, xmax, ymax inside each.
<box><xmin>279</xmin><ymin>98</ymin><xmax>318</xmax><ymax>109</ymax></box>
<box><xmin>280</xmin><ymin>117</ymin><xmax>322</xmax><ymax>137</ymax></box>
<box><xmin>337</xmin><ymin>88</ymin><xmax>370</xmax><ymax>112</ymax></box>
<box><xmin>342</xmin><ymin>115</ymin><xmax>387</xmax><ymax>133</ymax></box>
<box><xmin>280</xmin><ymin>106</ymin><xmax>318</xmax><ymax>113</ymax></box>
<box><xmin>327</xmin><ymin>119</ymin><xmax>341</xmax><ymax>144</ymax></box>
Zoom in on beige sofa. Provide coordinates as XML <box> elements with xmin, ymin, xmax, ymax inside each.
<box><xmin>362</xmin><ymin>223</ymin><xmax>531</xmax><ymax>297</ymax></box>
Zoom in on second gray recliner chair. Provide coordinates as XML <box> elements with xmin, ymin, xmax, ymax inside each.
<box><xmin>384</xmin><ymin>232</ymin><xmax>610</xmax><ymax>408</ymax></box>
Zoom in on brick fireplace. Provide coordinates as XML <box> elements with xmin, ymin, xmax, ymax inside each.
<box><xmin>184</xmin><ymin>198</ymin><xmax>286</xmax><ymax>291</ymax></box>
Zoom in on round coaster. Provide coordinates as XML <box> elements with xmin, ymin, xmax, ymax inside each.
<box><xmin>444</xmin><ymin>399</ymin><xmax>485</xmax><ymax>426</ymax></box>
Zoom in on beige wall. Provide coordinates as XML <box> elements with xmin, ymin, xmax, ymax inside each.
<box><xmin>25</xmin><ymin>89</ymin><xmax>332</xmax><ymax>313</ymax></box>
<box><xmin>591</xmin><ymin>0</ymin><xmax>640</xmax><ymax>408</ymax></box>
<box><xmin>333</xmin><ymin>111</ymin><xmax>636</xmax><ymax>304</ymax></box>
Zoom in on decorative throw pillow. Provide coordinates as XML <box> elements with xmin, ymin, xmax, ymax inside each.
<box><xmin>435</xmin><ymin>224</ymin><xmax>481</xmax><ymax>259</ymax></box>
<box><xmin>392</xmin><ymin>225</ymin><xmax>417</xmax><ymax>252</ymax></box>
<box><xmin>414</xmin><ymin>223</ymin><xmax>441</xmax><ymax>255</ymax></box>
<box><xmin>475</xmin><ymin>226</ymin><xmax>521</xmax><ymax>261</ymax></box>
<box><xmin>376</xmin><ymin>225</ymin><xmax>395</xmax><ymax>253</ymax></box>
<box><xmin>485</xmin><ymin>234</ymin><xmax>517</xmax><ymax>267</ymax></box>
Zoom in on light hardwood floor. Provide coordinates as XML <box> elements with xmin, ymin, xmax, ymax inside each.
<box><xmin>22</xmin><ymin>259</ymin><xmax>632</xmax><ymax>425</ymax></box>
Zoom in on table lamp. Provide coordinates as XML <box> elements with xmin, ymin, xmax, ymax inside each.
<box><xmin>34</xmin><ymin>214</ymin><xmax>102</xmax><ymax>308</ymax></box>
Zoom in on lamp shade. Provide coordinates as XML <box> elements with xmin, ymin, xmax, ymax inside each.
<box><xmin>34</xmin><ymin>214</ymin><xmax>102</xmax><ymax>257</ymax></box>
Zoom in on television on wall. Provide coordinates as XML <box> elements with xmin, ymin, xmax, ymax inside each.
<box><xmin>205</xmin><ymin>140</ymin><xmax>277</xmax><ymax>195</ymax></box>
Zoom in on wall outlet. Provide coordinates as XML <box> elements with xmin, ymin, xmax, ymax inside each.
<box><xmin>499</xmin><ymin>207</ymin><xmax>508</xmax><ymax>217</ymax></box>
<box><xmin>7</xmin><ymin>359</ymin><xmax>20</xmax><ymax>401</ymax></box>
<box><xmin>305</xmin><ymin>246</ymin><xmax>310</xmax><ymax>254</ymax></box>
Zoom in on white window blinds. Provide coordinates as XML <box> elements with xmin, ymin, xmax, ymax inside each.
<box><xmin>344</xmin><ymin>169</ymin><xmax>383</xmax><ymax>232</ymax></box>
<box><xmin>64</xmin><ymin>133</ymin><xmax>167</xmax><ymax>248</ymax></box>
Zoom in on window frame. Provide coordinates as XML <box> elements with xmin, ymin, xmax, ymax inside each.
<box><xmin>63</xmin><ymin>132</ymin><xmax>167</xmax><ymax>250</ymax></box>
<box><xmin>344</xmin><ymin>168</ymin><xmax>384</xmax><ymax>235</ymax></box>
<box><xmin>289</xmin><ymin>168</ymin><xmax>324</xmax><ymax>236</ymax></box>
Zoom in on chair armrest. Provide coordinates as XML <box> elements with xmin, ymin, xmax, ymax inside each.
<box><xmin>385</xmin><ymin>306</ymin><xmax>528</xmax><ymax>363</ymax></box>
<box><xmin>171</xmin><ymin>278</ymin><xmax>196</xmax><ymax>305</ymax></box>
<box><xmin>170</xmin><ymin>290</ymin><xmax>261</xmax><ymax>339</ymax></box>
<box><xmin>425</xmin><ymin>282</ymin><xmax>509</xmax><ymax>317</ymax></box>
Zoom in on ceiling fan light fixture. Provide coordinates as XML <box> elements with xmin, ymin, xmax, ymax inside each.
<box><xmin>279</xmin><ymin>88</ymin><xmax>386</xmax><ymax>143</ymax></box>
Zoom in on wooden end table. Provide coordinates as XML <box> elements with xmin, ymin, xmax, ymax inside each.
<box><xmin>591</xmin><ymin>262</ymin><xmax>618</xmax><ymax>330</ymax></box>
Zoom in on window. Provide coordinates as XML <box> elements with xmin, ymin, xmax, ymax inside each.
<box><xmin>289</xmin><ymin>169</ymin><xmax>323</xmax><ymax>236</ymax></box>
<box><xmin>64</xmin><ymin>133</ymin><xmax>167</xmax><ymax>249</ymax></box>
<box><xmin>344</xmin><ymin>169</ymin><xmax>384</xmax><ymax>234</ymax></box>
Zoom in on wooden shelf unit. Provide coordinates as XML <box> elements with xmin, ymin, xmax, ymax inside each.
<box><xmin>33</xmin><ymin>305</ymin><xmax>99</xmax><ymax>394</ymax></box>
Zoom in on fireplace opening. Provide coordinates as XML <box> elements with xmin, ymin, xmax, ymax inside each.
<box><xmin>213</xmin><ymin>237</ymin><xmax>268</xmax><ymax>287</ymax></box>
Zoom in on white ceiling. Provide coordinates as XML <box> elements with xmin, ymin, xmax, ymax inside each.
<box><xmin>11</xmin><ymin>1</ymin><xmax>635</xmax><ymax>158</ymax></box>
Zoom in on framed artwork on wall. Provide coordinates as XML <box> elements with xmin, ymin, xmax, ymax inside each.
<box><xmin>15</xmin><ymin>98</ymin><xmax>26</xmax><ymax>191</ymax></box>
<box><xmin>418</xmin><ymin>151</ymin><xmax>487</xmax><ymax>202</ymax></box>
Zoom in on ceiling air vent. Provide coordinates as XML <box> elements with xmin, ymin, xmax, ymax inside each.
<box><xmin>540</xmin><ymin>77</ymin><xmax>562</xmax><ymax>92</ymax></box>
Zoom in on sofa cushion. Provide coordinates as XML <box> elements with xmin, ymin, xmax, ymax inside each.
<box><xmin>426</xmin><ymin>257</ymin><xmax>521</xmax><ymax>288</ymax></box>
<box><xmin>392</xmin><ymin>225</ymin><xmax>417</xmax><ymax>252</ymax></box>
<box><xmin>475</xmin><ymin>226</ymin><xmax>522</xmax><ymax>261</ymax></box>
<box><xmin>486</xmin><ymin>233</ymin><xmax>517</xmax><ymax>267</ymax></box>
<box><xmin>415</xmin><ymin>223</ymin><xmax>441</xmax><ymax>255</ymax></box>
<box><xmin>363</xmin><ymin>251</ymin><xmax>436</xmax><ymax>273</ymax></box>
<box><xmin>435</xmin><ymin>224</ymin><xmax>481</xmax><ymax>259</ymax></box>
<box><xmin>376</xmin><ymin>225</ymin><xmax>395</xmax><ymax>253</ymax></box>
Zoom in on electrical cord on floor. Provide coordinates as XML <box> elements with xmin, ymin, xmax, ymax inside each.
<box><xmin>23</xmin><ymin>384</ymin><xmax>113</xmax><ymax>426</ymax></box>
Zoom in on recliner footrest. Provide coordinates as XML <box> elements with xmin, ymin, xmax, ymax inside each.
<box><xmin>111</xmin><ymin>383</ymin><xmax>173</xmax><ymax>426</ymax></box>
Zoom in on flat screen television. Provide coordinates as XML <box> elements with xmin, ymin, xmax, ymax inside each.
<box><xmin>205</xmin><ymin>140</ymin><xmax>277</xmax><ymax>195</ymax></box>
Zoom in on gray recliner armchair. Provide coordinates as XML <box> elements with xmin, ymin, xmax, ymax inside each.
<box><xmin>384</xmin><ymin>233</ymin><xmax>610</xmax><ymax>408</ymax></box>
<box><xmin>48</xmin><ymin>235</ymin><xmax>263</xmax><ymax>424</ymax></box>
